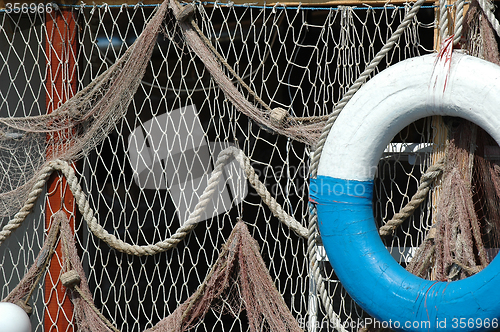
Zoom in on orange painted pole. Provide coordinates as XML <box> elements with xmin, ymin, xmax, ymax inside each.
<box><xmin>44</xmin><ymin>8</ymin><xmax>78</xmax><ymax>332</ymax></box>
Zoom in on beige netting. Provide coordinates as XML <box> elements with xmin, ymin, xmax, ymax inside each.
<box><xmin>4</xmin><ymin>211</ymin><xmax>303</xmax><ymax>332</ymax></box>
<box><xmin>0</xmin><ymin>0</ymin><xmax>169</xmax><ymax>217</ymax></box>
<box><xmin>0</xmin><ymin>0</ymin><xmax>327</xmax><ymax>221</ymax></box>
<box><xmin>405</xmin><ymin>0</ymin><xmax>500</xmax><ymax>282</ymax></box>
<box><xmin>2</xmin><ymin>213</ymin><xmax>59</xmax><ymax>311</ymax></box>
<box><xmin>147</xmin><ymin>220</ymin><xmax>303</xmax><ymax>332</ymax></box>
<box><xmin>3</xmin><ymin>0</ymin><xmax>498</xmax><ymax>331</ymax></box>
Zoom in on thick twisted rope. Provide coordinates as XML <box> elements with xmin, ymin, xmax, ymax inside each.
<box><xmin>379</xmin><ymin>159</ymin><xmax>445</xmax><ymax>236</ymax></box>
<box><xmin>454</xmin><ymin>0</ymin><xmax>465</xmax><ymax>44</ymax></box>
<box><xmin>0</xmin><ymin>147</ymin><xmax>307</xmax><ymax>253</ymax></box>
<box><xmin>309</xmin><ymin>0</ymin><xmax>426</xmax><ymax>178</ymax></box>
<box><xmin>477</xmin><ymin>0</ymin><xmax>500</xmax><ymax>38</ymax></box>
<box><xmin>235</xmin><ymin>149</ymin><xmax>308</xmax><ymax>239</ymax></box>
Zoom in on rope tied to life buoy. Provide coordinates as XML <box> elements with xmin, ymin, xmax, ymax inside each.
<box><xmin>310</xmin><ymin>51</ymin><xmax>500</xmax><ymax>331</ymax></box>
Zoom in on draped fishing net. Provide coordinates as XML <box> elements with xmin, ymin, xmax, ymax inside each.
<box><xmin>1</xmin><ymin>0</ymin><xmax>499</xmax><ymax>331</ymax></box>
<box><xmin>6</xmin><ymin>212</ymin><xmax>302</xmax><ymax>332</ymax></box>
<box><xmin>0</xmin><ymin>1</ymin><xmax>169</xmax><ymax>217</ymax></box>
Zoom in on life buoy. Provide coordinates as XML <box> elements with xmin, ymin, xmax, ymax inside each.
<box><xmin>310</xmin><ymin>52</ymin><xmax>500</xmax><ymax>331</ymax></box>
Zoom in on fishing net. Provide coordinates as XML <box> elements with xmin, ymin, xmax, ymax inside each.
<box><xmin>2</xmin><ymin>0</ymin><xmax>498</xmax><ymax>331</ymax></box>
<box><xmin>5</xmin><ymin>212</ymin><xmax>301</xmax><ymax>332</ymax></box>
<box><xmin>146</xmin><ymin>220</ymin><xmax>303</xmax><ymax>332</ymax></box>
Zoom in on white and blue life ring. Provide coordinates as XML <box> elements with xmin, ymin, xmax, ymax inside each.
<box><xmin>310</xmin><ymin>52</ymin><xmax>500</xmax><ymax>331</ymax></box>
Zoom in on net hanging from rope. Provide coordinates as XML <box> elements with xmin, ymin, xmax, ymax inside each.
<box><xmin>3</xmin><ymin>212</ymin><xmax>303</xmax><ymax>332</ymax></box>
<box><xmin>1</xmin><ymin>0</ymin><xmax>485</xmax><ymax>331</ymax></box>
<box><xmin>0</xmin><ymin>0</ymin><xmax>328</xmax><ymax>220</ymax></box>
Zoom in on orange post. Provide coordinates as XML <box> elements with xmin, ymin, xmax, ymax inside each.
<box><xmin>44</xmin><ymin>8</ymin><xmax>78</xmax><ymax>332</ymax></box>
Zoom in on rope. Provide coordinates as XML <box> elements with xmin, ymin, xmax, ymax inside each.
<box><xmin>235</xmin><ymin>149</ymin><xmax>308</xmax><ymax>239</ymax></box>
<box><xmin>477</xmin><ymin>0</ymin><xmax>500</xmax><ymax>38</ymax></box>
<box><xmin>0</xmin><ymin>164</ymin><xmax>53</xmax><ymax>246</ymax></box>
<box><xmin>0</xmin><ymin>147</ymin><xmax>307</xmax><ymax>255</ymax></box>
<box><xmin>379</xmin><ymin>159</ymin><xmax>445</xmax><ymax>236</ymax></box>
<box><xmin>451</xmin><ymin>259</ymin><xmax>484</xmax><ymax>275</ymax></box>
<box><xmin>307</xmin><ymin>207</ymin><xmax>348</xmax><ymax>332</ymax></box>
<box><xmin>454</xmin><ymin>0</ymin><xmax>465</xmax><ymax>44</ymax></box>
<box><xmin>309</xmin><ymin>0</ymin><xmax>425</xmax><ymax>178</ymax></box>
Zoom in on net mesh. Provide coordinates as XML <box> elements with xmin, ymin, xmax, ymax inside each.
<box><xmin>2</xmin><ymin>1</ymin><xmax>495</xmax><ymax>331</ymax></box>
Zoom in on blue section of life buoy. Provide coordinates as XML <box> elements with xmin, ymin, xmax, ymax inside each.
<box><xmin>310</xmin><ymin>51</ymin><xmax>500</xmax><ymax>332</ymax></box>
<box><xmin>310</xmin><ymin>176</ymin><xmax>500</xmax><ymax>331</ymax></box>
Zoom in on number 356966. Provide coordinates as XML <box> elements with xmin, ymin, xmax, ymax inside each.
<box><xmin>5</xmin><ymin>3</ymin><xmax>53</xmax><ymax>14</ymax></box>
